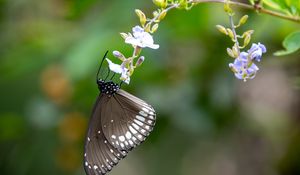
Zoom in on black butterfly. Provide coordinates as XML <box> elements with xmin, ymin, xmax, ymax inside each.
<box><xmin>83</xmin><ymin>51</ymin><xmax>156</xmax><ymax>175</ymax></box>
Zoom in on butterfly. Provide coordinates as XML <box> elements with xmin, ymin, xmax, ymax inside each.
<box><xmin>83</xmin><ymin>51</ymin><xmax>156</xmax><ymax>175</ymax></box>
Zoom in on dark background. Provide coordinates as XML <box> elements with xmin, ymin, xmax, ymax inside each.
<box><xmin>0</xmin><ymin>0</ymin><xmax>300</xmax><ymax>175</ymax></box>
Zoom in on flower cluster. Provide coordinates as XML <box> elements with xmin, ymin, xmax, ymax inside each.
<box><xmin>105</xmin><ymin>0</ymin><xmax>269</xmax><ymax>84</ymax></box>
<box><xmin>217</xmin><ymin>2</ymin><xmax>267</xmax><ymax>82</ymax></box>
<box><xmin>105</xmin><ymin>25</ymin><xmax>159</xmax><ymax>84</ymax></box>
<box><xmin>229</xmin><ymin>43</ymin><xmax>266</xmax><ymax>81</ymax></box>
<box><xmin>105</xmin><ymin>0</ymin><xmax>189</xmax><ymax>84</ymax></box>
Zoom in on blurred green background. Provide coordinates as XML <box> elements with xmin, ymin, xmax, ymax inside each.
<box><xmin>1</xmin><ymin>0</ymin><xmax>300</xmax><ymax>175</ymax></box>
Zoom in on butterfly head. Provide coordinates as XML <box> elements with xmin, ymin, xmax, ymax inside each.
<box><xmin>97</xmin><ymin>79</ymin><xmax>120</xmax><ymax>95</ymax></box>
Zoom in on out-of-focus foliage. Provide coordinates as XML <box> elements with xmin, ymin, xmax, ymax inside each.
<box><xmin>261</xmin><ymin>0</ymin><xmax>300</xmax><ymax>16</ymax></box>
<box><xmin>275</xmin><ymin>31</ymin><xmax>300</xmax><ymax>55</ymax></box>
<box><xmin>249</xmin><ymin>0</ymin><xmax>300</xmax><ymax>56</ymax></box>
<box><xmin>0</xmin><ymin>0</ymin><xmax>300</xmax><ymax>175</ymax></box>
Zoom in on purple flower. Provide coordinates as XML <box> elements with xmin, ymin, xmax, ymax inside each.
<box><xmin>106</xmin><ymin>58</ymin><xmax>130</xmax><ymax>84</ymax></box>
<box><xmin>124</xmin><ymin>26</ymin><xmax>159</xmax><ymax>49</ymax></box>
<box><xmin>248</xmin><ymin>43</ymin><xmax>266</xmax><ymax>62</ymax></box>
<box><xmin>229</xmin><ymin>52</ymin><xmax>259</xmax><ymax>81</ymax></box>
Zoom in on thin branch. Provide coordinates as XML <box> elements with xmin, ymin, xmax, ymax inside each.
<box><xmin>190</xmin><ymin>0</ymin><xmax>300</xmax><ymax>23</ymax></box>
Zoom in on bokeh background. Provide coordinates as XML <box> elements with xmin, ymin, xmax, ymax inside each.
<box><xmin>1</xmin><ymin>0</ymin><xmax>300</xmax><ymax>175</ymax></box>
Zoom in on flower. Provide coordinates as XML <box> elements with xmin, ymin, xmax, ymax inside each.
<box><xmin>229</xmin><ymin>52</ymin><xmax>259</xmax><ymax>81</ymax></box>
<box><xmin>106</xmin><ymin>58</ymin><xmax>130</xmax><ymax>84</ymax></box>
<box><xmin>125</xmin><ymin>26</ymin><xmax>159</xmax><ymax>49</ymax></box>
<box><xmin>248</xmin><ymin>43</ymin><xmax>266</xmax><ymax>62</ymax></box>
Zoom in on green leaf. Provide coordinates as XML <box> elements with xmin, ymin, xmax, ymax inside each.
<box><xmin>262</xmin><ymin>0</ymin><xmax>300</xmax><ymax>16</ymax></box>
<box><xmin>263</xmin><ymin>0</ymin><xmax>286</xmax><ymax>11</ymax></box>
<box><xmin>274</xmin><ymin>31</ymin><xmax>300</xmax><ymax>56</ymax></box>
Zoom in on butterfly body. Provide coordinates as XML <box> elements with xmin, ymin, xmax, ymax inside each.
<box><xmin>84</xmin><ymin>79</ymin><xmax>156</xmax><ymax>175</ymax></box>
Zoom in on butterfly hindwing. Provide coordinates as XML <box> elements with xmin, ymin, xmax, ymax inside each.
<box><xmin>101</xmin><ymin>89</ymin><xmax>156</xmax><ymax>152</ymax></box>
<box><xmin>84</xmin><ymin>95</ymin><xmax>127</xmax><ymax>175</ymax></box>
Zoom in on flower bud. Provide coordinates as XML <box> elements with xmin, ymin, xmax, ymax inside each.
<box><xmin>243</xmin><ymin>34</ymin><xmax>251</xmax><ymax>47</ymax></box>
<box><xmin>144</xmin><ymin>23</ymin><xmax>151</xmax><ymax>33</ymax></box>
<box><xmin>120</xmin><ymin>32</ymin><xmax>128</xmax><ymax>39</ymax></box>
<box><xmin>135</xmin><ymin>9</ymin><xmax>147</xmax><ymax>26</ymax></box>
<box><xmin>153</xmin><ymin>10</ymin><xmax>159</xmax><ymax>18</ymax></box>
<box><xmin>232</xmin><ymin>44</ymin><xmax>239</xmax><ymax>57</ymax></box>
<box><xmin>227</xmin><ymin>48</ymin><xmax>235</xmax><ymax>58</ymax></box>
<box><xmin>158</xmin><ymin>10</ymin><xmax>167</xmax><ymax>21</ymax></box>
<box><xmin>242</xmin><ymin>30</ymin><xmax>254</xmax><ymax>37</ymax></box>
<box><xmin>151</xmin><ymin>23</ymin><xmax>159</xmax><ymax>33</ymax></box>
<box><xmin>238</xmin><ymin>15</ymin><xmax>248</xmax><ymax>26</ymax></box>
<box><xmin>216</xmin><ymin>25</ymin><xmax>228</xmax><ymax>35</ymax></box>
<box><xmin>113</xmin><ymin>50</ymin><xmax>126</xmax><ymax>61</ymax></box>
<box><xmin>226</xmin><ymin>28</ymin><xmax>234</xmax><ymax>41</ymax></box>
<box><xmin>224</xmin><ymin>1</ymin><xmax>234</xmax><ymax>16</ymax></box>
<box><xmin>153</xmin><ymin>0</ymin><xmax>167</xmax><ymax>8</ymax></box>
<box><xmin>135</xmin><ymin>56</ymin><xmax>145</xmax><ymax>67</ymax></box>
<box><xmin>178</xmin><ymin>0</ymin><xmax>188</xmax><ymax>9</ymax></box>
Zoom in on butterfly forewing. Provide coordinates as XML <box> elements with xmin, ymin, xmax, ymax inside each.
<box><xmin>101</xmin><ymin>89</ymin><xmax>156</xmax><ymax>152</ymax></box>
<box><xmin>84</xmin><ymin>95</ymin><xmax>127</xmax><ymax>175</ymax></box>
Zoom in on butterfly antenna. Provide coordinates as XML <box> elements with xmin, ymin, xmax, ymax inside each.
<box><xmin>96</xmin><ymin>50</ymin><xmax>109</xmax><ymax>82</ymax></box>
<box><xmin>110</xmin><ymin>73</ymin><xmax>116</xmax><ymax>80</ymax></box>
<box><xmin>104</xmin><ymin>68</ymin><xmax>111</xmax><ymax>81</ymax></box>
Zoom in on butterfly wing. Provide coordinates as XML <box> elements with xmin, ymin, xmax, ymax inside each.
<box><xmin>101</xmin><ymin>89</ymin><xmax>156</xmax><ymax>152</ymax></box>
<box><xmin>84</xmin><ymin>95</ymin><xmax>127</xmax><ymax>175</ymax></box>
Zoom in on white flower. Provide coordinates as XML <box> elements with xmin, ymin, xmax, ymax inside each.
<box><xmin>125</xmin><ymin>26</ymin><xmax>159</xmax><ymax>49</ymax></box>
<box><xmin>106</xmin><ymin>58</ymin><xmax>130</xmax><ymax>84</ymax></box>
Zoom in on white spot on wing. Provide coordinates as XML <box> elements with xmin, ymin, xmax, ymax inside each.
<box><xmin>129</xmin><ymin>126</ymin><xmax>137</xmax><ymax>134</ymax></box>
<box><xmin>85</xmin><ymin>161</ymin><xmax>88</xmax><ymax>166</ymax></box>
<box><xmin>149</xmin><ymin>115</ymin><xmax>154</xmax><ymax>119</ymax></box>
<box><xmin>93</xmin><ymin>165</ymin><xmax>98</xmax><ymax>170</ymax></box>
<box><xmin>129</xmin><ymin>140</ymin><xmax>133</xmax><ymax>145</ymax></box>
<box><xmin>132</xmin><ymin>123</ymin><xmax>140</xmax><ymax>130</ymax></box>
<box><xmin>139</xmin><ymin>111</ymin><xmax>147</xmax><ymax>117</ymax></box>
<box><xmin>111</xmin><ymin>135</ymin><xmax>116</xmax><ymax>139</ymax></box>
<box><xmin>125</xmin><ymin>131</ymin><xmax>132</xmax><ymax>139</ymax></box>
<box><xmin>134</xmin><ymin>119</ymin><xmax>144</xmax><ymax>126</ymax></box>
<box><xmin>119</xmin><ymin>136</ymin><xmax>125</xmax><ymax>142</ymax></box>
<box><xmin>142</xmin><ymin>107</ymin><xmax>149</xmax><ymax>113</ymax></box>
<box><xmin>136</xmin><ymin>115</ymin><xmax>145</xmax><ymax>122</ymax></box>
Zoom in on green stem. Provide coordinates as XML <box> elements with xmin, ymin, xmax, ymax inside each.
<box><xmin>148</xmin><ymin>3</ymin><xmax>179</xmax><ymax>26</ymax></box>
<box><xmin>229</xmin><ymin>15</ymin><xmax>240</xmax><ymax>54</ymax></box>
<box><xmin>190</xmin><ymin>0</ymin><xmax>300</xmax><ymax>23</ymax></box>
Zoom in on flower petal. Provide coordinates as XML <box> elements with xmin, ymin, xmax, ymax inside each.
<box><xmin>106</xmin><ymin>58</ymin><xmax>122</xmax><ymax>74</ymax></box>
<box><xmin>124</xmin><ymin>26</ymin><xmax>159</xmax><ymax>49</ymax></box>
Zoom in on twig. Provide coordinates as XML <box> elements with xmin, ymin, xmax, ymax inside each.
<box><xmin>190</xmin><ymin>0</ymin><xmax>300</xmax><ymax>23</ymax></box>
